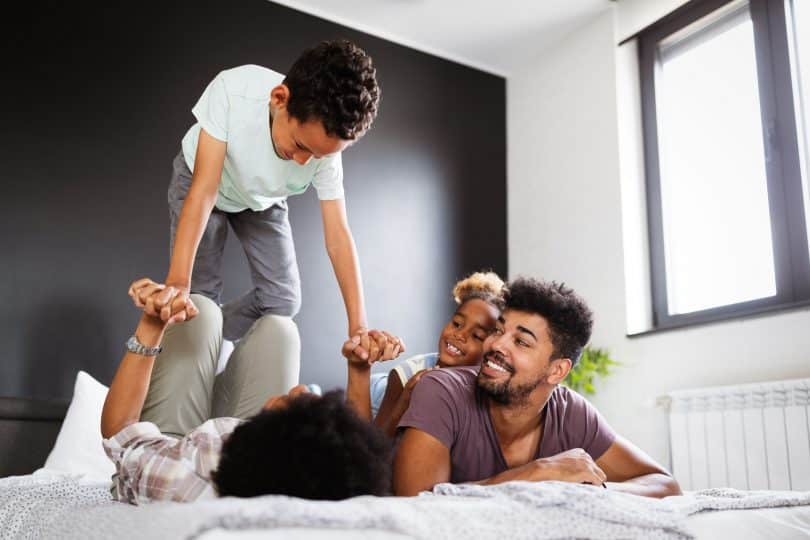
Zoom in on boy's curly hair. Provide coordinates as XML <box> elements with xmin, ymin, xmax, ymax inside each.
<box><xmin>284</xmin><ymin>40</ymin><xmax>380</xmax><ymax>140</ymax></box>
<box><xmin>503</xmin><ymin>277</ymin><xmax>593</xmax><ymax>366</ymax></box>
<box><xmin>452</xmin><ymin>271</ymin><xmax>505</xmax><ymax>310</ymax></box>
<box><xmin>212</xmin><ymin>390</ymin><xmax>392</xmax><ymax>500</ymax></box>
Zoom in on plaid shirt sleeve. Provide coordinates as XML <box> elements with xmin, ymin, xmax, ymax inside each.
<box><xmin>102</xmin><ymin>418</ymin><xmax>241</xmax><ymax>505</ymax></box>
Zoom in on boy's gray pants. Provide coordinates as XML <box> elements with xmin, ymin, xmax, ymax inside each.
<box><xmin>168</xmin><ymin>150</ymin><xmax>302</xmax><ymax>341</ymax></box>
<box><xmin>140</xmin><ymin>294</ymin><xmax>301</xmax><ymax>436</ymax></box>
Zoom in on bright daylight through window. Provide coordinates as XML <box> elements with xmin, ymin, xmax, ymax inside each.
<box><xmin>657</xmin><ymin>5</ymin><xmax>776</xmax><ymax>315</ymax></box>
<box><xmin>638</xmin><ymin>0</ymin><xmax>810</xmax><ymax>330</ymax></box>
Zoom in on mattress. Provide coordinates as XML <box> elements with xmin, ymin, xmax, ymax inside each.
<box><xmin>197</xmin><ymin>506</ymin><xmax>810</xmax><ymax>540</ymax></box>
<box><xmin>2</xmin><ymin>471</ymin><xmax>809</xmax><ymax>540</ymax></box>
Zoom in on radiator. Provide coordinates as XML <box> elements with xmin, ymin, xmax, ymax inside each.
<box><xmin>663</xmin><ymin>378</ymin><xmax>810</xmax><ymax>491</ymax></box>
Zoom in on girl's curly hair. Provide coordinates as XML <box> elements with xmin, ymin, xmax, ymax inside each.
<box><xmin>452</xmin><ymin>271</ymin><xmax>505</xmax><ymax>310</ymax></box>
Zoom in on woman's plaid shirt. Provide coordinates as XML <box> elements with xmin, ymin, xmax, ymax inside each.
<box><xmin>102</xmin><ymin>417</ymin><xmax>242</xmax><ymax>504</ymax></box>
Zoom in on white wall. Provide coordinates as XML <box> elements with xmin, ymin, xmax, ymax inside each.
<box><xmin>507</xmin><ymin>6</ymin><xmax>810</xmax><ymax>467</ymax></box>
<box><xmin>615</xmin><ymin>0</ymin><xmax>689</xmax><ymax>41</ymax></box>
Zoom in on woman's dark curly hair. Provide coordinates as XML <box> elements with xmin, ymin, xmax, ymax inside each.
<box><xmin>284</xmin><ymin>40</ymin><xmax>380</xmax><ymax>140</ymax></box>
<box><xmin>212</xmin><ymin>390</ymin><xmax>392</xmax><ymax>500</ymax></box>
<box><xmin>503</xmin><ymin>277</ymin><xmax>594</xmax><ymax>367</ymax></box>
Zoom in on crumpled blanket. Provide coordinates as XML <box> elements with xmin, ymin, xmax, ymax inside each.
<box><xmin>1</xmin><ymin>472</ymin><xmax>809</xmax><ymax>540</ymax></box>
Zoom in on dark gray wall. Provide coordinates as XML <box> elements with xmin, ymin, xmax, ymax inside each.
<box><xmin>0</xmin><ymin>0</ymin><xmax>507</xmax><ymax>398</ymax></box>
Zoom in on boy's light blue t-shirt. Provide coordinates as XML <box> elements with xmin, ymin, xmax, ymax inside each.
<box><xmin>181</xmin><ymin>65</ymin><xmax>344</xmax><ymax>213</ymax></box>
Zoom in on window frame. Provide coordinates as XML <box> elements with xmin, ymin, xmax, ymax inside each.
<box><xmin>638</xmin><ymin>0</ymin><xmax>810</xmax><ymax>331</ymax></box>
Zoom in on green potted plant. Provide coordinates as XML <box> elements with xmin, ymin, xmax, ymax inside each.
<box><xmin>563</xmin><ymin>346</ymin><xmax>620</xmax><ymax>396</ymax></box>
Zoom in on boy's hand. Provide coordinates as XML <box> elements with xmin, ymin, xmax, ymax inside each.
<box><xmin>128</xmin><ymin>278</ymin><xmax>197</xmax><ymax>323</ymax></box>
<box><xmin>139</xmin><ymin>295</ymin><xmax>200</xmax><ymax>330</ymax></box>
<box><xmin>342</xmin><ymin>329</ymin><xmax>405</xmax><ymax>367</ymax></box>
<box><xmin>152</xmin><ymin>282</ymin><xmax>192</xmax><ymax>322</ymax></box>
<box><xmin>129</xmin><ymin>278</ymin><xmax>165</xmax><ymax>309</ymax></box>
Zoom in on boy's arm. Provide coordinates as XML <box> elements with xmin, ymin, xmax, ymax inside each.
<box><xmin>144</xmin><ymin>129</ymin><xmax>225</xmax><ymax>320</ymax></box>
<box><xmin>100</xmin><ymin>299</ymin><xmax>195</xmax><ymax>438</ymax></box>
<box><xmin>320</xmin><ymin>198</ymin><xmax>367</xmax><ymax>336</ymax></box>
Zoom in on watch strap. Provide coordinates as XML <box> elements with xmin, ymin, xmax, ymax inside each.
<box><xmin>126</xmin><ymin>335</ymin><xmax>163</xmax><ymax>356</ymax></box>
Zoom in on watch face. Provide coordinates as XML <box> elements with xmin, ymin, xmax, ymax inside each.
<box><xmin>126</xmin><ymin>336</ymin><xmax>140</xmax><ymax>353</ymax></box>
<box><xmin>127</xmin><ymin>335</ymin><xmax>160</xmax><ymax>356</ymax></box>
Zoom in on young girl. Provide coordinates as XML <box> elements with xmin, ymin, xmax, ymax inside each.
<box><xmin>371</xmin><ymin>271</ymin><xmax>504</xmax><ymax>436</ymax></box>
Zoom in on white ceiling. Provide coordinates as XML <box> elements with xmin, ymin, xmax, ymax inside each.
<box><xmin>270</xmin><ymin>0</ymin><xmax>613</xmax><ymax>77</ymax></box>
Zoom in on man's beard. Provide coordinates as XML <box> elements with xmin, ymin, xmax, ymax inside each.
<box><xmin>477</xmin><ymin>369</ymin><xmax>544</xmax><ymax>407</ymax></box>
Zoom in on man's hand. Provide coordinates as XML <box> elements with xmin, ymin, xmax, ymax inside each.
<box><xmin>342</xmin><ymin>329</ymin><xmax>405</xmax><ymax>367</ymax></box>
<box><xmin>535</xmin><ymin>448</ymin><xmax>607</xmax><ymax>485</ymax></box>
<box><xmin>129</xmin><ymin>278</ymin><xmax>195</xmax><ymax>322</ymax></box>
<box><xmin>128</xmin><ymin>278</ymin><xmax>198</xmax><ymax>325</ymax></box>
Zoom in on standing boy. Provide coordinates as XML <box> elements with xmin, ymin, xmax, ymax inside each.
<box><xmin>130</xmin><ymin>40</ymin><xmax>379</xmax><ymax>346</ymax></box>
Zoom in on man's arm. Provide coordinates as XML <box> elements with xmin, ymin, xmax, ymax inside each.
<box><xmin>394</xmin><ymin>430</ymin><xmax>607</xmax><ymax>496</ymax></box>
<box><xmin>320</xmin><ymin>198</ymin><xmax>367</xmax><ymax>336</ymax></box>
<box><xmin>134</xmin><ymin>129</ymin><xmax>225</xmax><ymax>320</ymax></box>
<box><xmin>394</xmin><ymin>428</ymin><xmax>452</xmax><ymax>496</ymax></box>
<box><xmin>596</xmin><ymin>436</ymin><xmax>682</xmax><ymax>498</ymax></box>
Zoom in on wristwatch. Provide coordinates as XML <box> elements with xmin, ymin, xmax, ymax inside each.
<box><xmin>125</xmin><ymin>335</ymin><xmax>163</xmax><ymax>356</ymax></box>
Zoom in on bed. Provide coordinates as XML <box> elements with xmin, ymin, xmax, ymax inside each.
<box><xmin>1</xmin><ymin>372</ymin><xmax>809</xmax><ymax>540</ymax></box>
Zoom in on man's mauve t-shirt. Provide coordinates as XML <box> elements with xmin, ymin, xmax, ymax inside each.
<box><xmin>398</xmin><ymin>366</ymin><xmax>617</xmax><ymax>483</ymax></box>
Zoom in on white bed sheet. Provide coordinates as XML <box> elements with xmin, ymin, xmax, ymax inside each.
<box><xmin>199</xmin><ymin>529</ymin><xmax>408</xmax><ymax>540</ymax></box>
<box><xmin>686</xmin><ymin>505</ymin><xmax>810</xmax><ymax>539</ymax></box>
<box><xmin>197</xmin><ymin>503</ymin><xmax>810</xmax><ymax>540</ymax></box>
<box><xmin>5</xmin><ymin>472</ymin><xmax>810</xmax><ymax>540</ymax></box>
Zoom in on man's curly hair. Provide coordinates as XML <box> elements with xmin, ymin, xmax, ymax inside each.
<box><xmin>503</xmin><ymin>277</ymin><xmax>593</xmax><ymax>367</ymax></box>
<box><xmin>212</xmin><ymin>390</ymin><xmax>392</xmax><ymax>500</ymax></box>
<box><xmin>284</xmin><ymin>40</ymin><xmax>380</xmax><ymax>140</ymax></box>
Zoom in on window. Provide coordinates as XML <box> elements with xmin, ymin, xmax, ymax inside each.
<box><xmin>639</xmin><ymin>0</ymin><xmax>810</xmax><ymax>330</ymax></box>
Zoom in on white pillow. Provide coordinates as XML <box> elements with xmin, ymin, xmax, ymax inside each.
<box><xmin>40</xmin><ymin>370</ymin><xmax>114</xmax><ymax>484</ymax></box>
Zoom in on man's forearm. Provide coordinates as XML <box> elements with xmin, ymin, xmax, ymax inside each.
<box><xmin>100</xmin><ymin>316</ymin><xmax>165</xmax><ymax>438</ymax></box>
<box><xmin>606</xmin><ymin>473</ymin><xmax>682</xmax><ymax>498</ymax></box>
<box><xmin>475</xmin><ymin>460</ymin><xmax>547</xmax><ymax>486</ymax></box>
<box><xmin>326</xmin><ymin>231</ymin><xmax>368</xmax><ymax>335</ymax></box>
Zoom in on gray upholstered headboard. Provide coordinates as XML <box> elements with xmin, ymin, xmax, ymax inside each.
<box><xmin>0</xmin><ymin>397</ymin><xmax>67</xmax><ymax>477</ymax></box>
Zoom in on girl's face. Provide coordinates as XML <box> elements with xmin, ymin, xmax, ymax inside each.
<box><xmin>437</xmin><ymin>298</ymin><xmax>500</xmax><ymax>368</ymax></box>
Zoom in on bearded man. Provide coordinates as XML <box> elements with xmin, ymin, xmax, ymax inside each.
<box><xmin>393</xmin><ymin>277</ymin><xmax>681</xmax><ymax>499</ymax></box>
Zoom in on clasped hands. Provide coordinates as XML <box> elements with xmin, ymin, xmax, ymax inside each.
<box><xmin>342</xmin><ymin>329</ymin><xmax>405</xmax><ymax>367</ymax></box>
<box><xmin>129</xmin><ymin>278</ymin><xmax>406</xmax><ymax>365</ymax></box>
<box><xmin>128</xmin><ymin>278</ymin><xmax>197</xmax><ymax>325</ymax></box>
